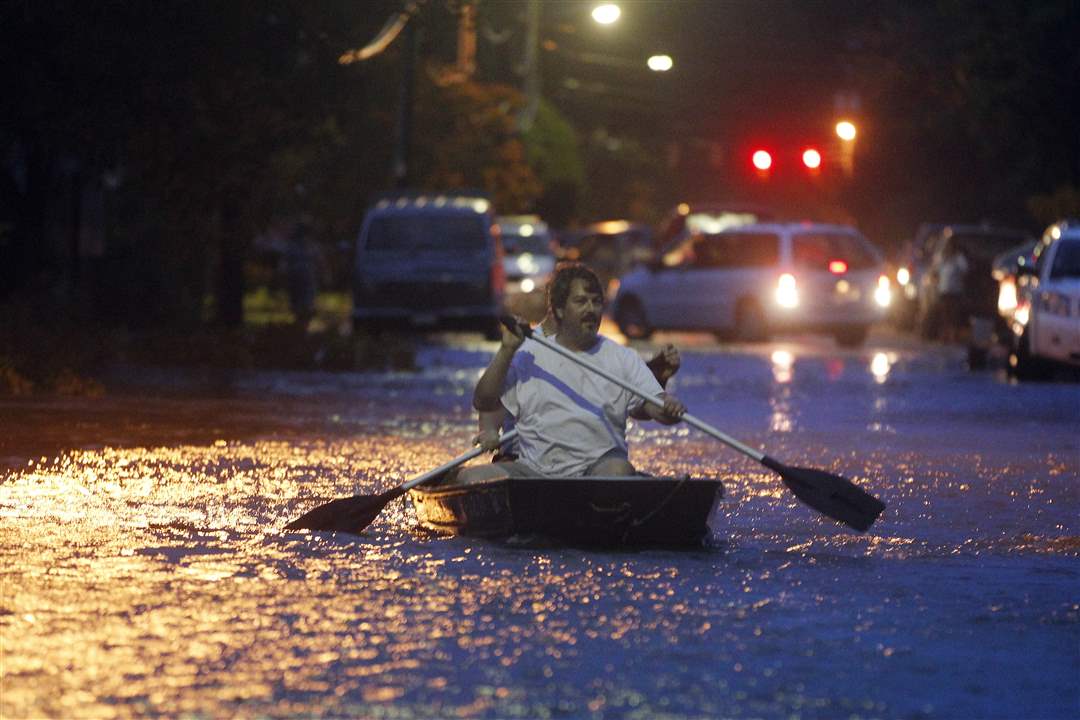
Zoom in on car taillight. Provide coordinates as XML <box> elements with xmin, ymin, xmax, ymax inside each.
<box><xmin>776</xmin><ymin>273</ymin><xmax>799</xmax><ymax>308</ymax></box>
<box><xmin>491</xmin><ymin>258</ymin><xmax>505</xmax><ymax>294</ymax></box>
<box><xmin>829</xmin><ymin>259</ymin><xmax>848</xmax><ymax>274</ymax></box>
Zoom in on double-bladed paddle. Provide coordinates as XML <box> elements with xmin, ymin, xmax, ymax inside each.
<box><xmin>285</xmin><ymin>429</ymin><xmax>519</xmax><ymax>534</ymax></box>
<box><xmin>508</xmin><ymin>319</ymin><xmax>885</xmax><ymax>531</ymax></box>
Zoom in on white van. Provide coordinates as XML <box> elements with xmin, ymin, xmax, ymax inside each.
<box><xmin>613</xmin><ymin>222</ymin><xmax>891</xmax><ymax>346</ymax></box>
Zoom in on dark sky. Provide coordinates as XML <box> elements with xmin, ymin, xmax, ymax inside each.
<box><xmin>459</xmin><ymin>0</ymin><xmax>869</xmax><ymax>140</ymax></box>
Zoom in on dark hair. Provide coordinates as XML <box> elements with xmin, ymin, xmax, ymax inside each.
<box><xmin>547</xmin><ymin>262</ymin><xmax>603</xmax><ymax>316</ymax></box>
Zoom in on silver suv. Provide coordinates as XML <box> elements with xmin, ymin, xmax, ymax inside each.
<box><xmin>613</xmin><ymin>222</ymin><xmax>891</xmax><ymax>346</ymax></box>
<box><xmin>353</xmin><ymin>193</ymin><xmax>504</xmax><ymax>337</ymax></box>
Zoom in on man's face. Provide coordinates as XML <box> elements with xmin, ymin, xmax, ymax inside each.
<box><xmin>556</xmin><ymin>278</ymin><xmax>603</xmax><ymax>346</ymax></box>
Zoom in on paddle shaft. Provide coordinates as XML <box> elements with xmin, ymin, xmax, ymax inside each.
<box><xmin>525</xmin><ymin>333</ymin><xmax>767</xmax><ymax>463</ymax></box>
<box><xmin>402</xmin><ymin>428</ymin><xmax>519</xmax><ymax>491</ymax></box>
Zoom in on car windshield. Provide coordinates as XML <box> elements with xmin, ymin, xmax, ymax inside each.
<box><xmin>503</xmin><ymin>234</ymin><xmax>551</xmax><ymax>255</ymax></box>
<box><xmin>1049</xmin><ymin>239</ymin><xmax>1080</xmax><ymax>279</ymax></box>
<box><xmin>793</xmin><ymin>233</ymin><xmax>880</xmax><ymax>270</ymax></box>
<box><xmin>685</xmin><ymin>232</ymin><xmax>780</xmax><ymax>268</ymax></box>
<box><xmin>366</xmin><ymin>215</ymin><xmax>486</xmax><ymax>251</ymax></box>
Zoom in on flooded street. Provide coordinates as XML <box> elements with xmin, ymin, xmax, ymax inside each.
<box><xmin>2</xmin><ymin>330</ymin><xmax>1078</xmax><ymax>719</ymax></box>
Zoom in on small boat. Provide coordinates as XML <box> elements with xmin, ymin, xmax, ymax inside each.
<box><xmin>409</xmin><ymin>470</ymin><xmax>724</xmax><ymax>548</ymax></box>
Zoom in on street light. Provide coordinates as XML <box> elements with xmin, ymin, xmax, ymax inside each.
<box><xmin>592</xmin><ymin>4</ymin><xmax>621</xmax><ymax>25</ymax></box>
<box><xmin>835</xmin><ymin>120</ymin><xmax>857</xmax><ymax>177</ymax></box>
<box><xmin>647</xmin><ymin>54</ymin><xmax>673</xmax><ymax>72</ymax></box>
<box><xmin>835</xmin><ymin>120</ymin><xmax>857</xmax><ymax>141</ymax></box>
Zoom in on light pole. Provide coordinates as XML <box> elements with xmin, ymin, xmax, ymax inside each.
<box><xmin>519</xmin><ymin>1</ymin><xmax>626</xmax><ymax>131</ymax></box>
<box><xmin>835</xmin><ymin>120</ymin><xmax>857</xmax><ymax>178</ymax></box>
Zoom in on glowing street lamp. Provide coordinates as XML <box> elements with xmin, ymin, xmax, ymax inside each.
<box><xmin>647</xmin><ymin>54</ymin><xmax>673</xmax><ymax>72</ymax></box>
<box><xmin>592</xmin><ymin>4</ymin><xmax>621</xmax><ymax>25</ymax></box>
<box><xmin>834</xmin><ymin>120</ymin><xmax>858</xmax><ymax>177</ymax></box>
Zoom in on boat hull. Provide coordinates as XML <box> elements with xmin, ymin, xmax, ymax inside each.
<box><xmin>410</xmin><ymin>474</ymin><xmax>724</xmax><ymax>547</ymax></box>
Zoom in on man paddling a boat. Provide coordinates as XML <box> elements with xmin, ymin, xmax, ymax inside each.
<box><xmin>464</xmin><ymin>263</ymin><xmax>685</xmax><ymax>480</ymax></box>
<box><xmin>477</xmin><ymin>296</ymin><xmax>680</xmax><ymax>462</ymax></box>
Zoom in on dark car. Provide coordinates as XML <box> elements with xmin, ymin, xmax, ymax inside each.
<box><xmin>555</xmin><ymin>220</ymin><xmax>655</xmax><ymax>299</ymax></box>
<box><xmin>352</xmin><ymin>192</ymin><xmax>504</xmax><ymax>337</ymax></box>
<box><xmin>917</xmin><ymin>225</ymin><xmax>1034</xmax><ymax>349</ymax></box>
<box><xmin>892</xmin><ymin>222</ymin><xmax>947</xmax><ymax>329</ymax></box>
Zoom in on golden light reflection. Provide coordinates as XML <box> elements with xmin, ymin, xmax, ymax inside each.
<box><xmin>870</xmin><ymin>352</ymin><xmax>894</xmax><ymax>383</ymax></box>
<box><xmin>770</xmin><ymin>350</ymin><xmax>794</xmax><ymax>384</ymax></box>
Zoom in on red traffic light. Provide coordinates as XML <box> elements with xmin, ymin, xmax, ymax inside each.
<box><xmin>752</xmin><ymin>149</ymin><xmax>773</xmax><ymax>171</ymax></box>
<box><xmin>802</xmin><ymin>148</ymin><xmax>822</xmax><ymax>169</ymax></box>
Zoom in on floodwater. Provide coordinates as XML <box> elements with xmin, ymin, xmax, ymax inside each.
<box><xmin>2</xmin><ymin>332</ymin><xmax>1078</xmax><ymax>719</ymax></box>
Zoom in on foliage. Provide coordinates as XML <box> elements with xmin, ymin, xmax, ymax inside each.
<box><xmin>581</xmin><ymin>131</ymin><xmax>671</xmax><ymax>224</ymax></box>
<box><xmin>413</xmin><ymin>74</ymin><xmax>542</xmax><ymax>214</ymax></box>
<box><xmin>522</xmin><ymin>99</ymin><xmax>586</xmax><ymax>226</ymax></box>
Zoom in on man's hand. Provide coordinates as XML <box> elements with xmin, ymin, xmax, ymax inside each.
<box><xmin>498</xmin><ymin>316</ymin><xmax>527</xmax><ymax>353</ymax></box>
<box><xmin>646</xmin><ymin>391</ymin><xmax>686</xmax><ymax>425</ymax></box>
<box><xmin>473</xmin><ymin>428</ymin><xmax>502</xmax><ymax>452</ymax></box>
<box><xmin>646</xmin><ymin>344</ymin><xmax>681</xmax><ymax>387</ymax></box>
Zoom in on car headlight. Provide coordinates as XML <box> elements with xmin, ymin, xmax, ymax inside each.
<box><xmin>775</xmin><ymin>273</ymin><xmax>799</xmax><ymax>308</ymax></box>
<box><xmin>874</xmin><ymin>275</ymin><xmax>892</xmax><ymax>308</ymax></box>
<box><xmin>997</xmin><ymin>279</ymin><xmax>1017</xmax><ymax>314</ymax></box>
<box><xmin>516</xmin><ymin>253</ymin><xmax>540</xmax><ymax>275</ymax></box>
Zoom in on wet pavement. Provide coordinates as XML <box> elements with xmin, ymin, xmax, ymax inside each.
<box><xmin>1</xmin><ymin>328</ymin><xmax>1077</xmax><ymax>718</ymax></box>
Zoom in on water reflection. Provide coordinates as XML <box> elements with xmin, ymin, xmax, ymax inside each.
<box><xmin>870</xmin><ymin>352</ymin><xmax>895</xmax><ymax>384</ymax></box>
<box><xmin>768</xmin><ymin>351</ymin><xmax>795</xmax><ymax>432</ymax></box>
<box><xmin>769</xmin><ymin>350</ymin><xmax>794</xmax><ymax>384</ymax></box>
<box><xmin>2</xmin><ymin>353</ymin><xmax>1078</xmax><ymax>720</ymax></box>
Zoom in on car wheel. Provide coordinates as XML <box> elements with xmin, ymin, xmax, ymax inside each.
<box><xmin>735</xmin><ymin>300</ymin><xmax>768</xmax><ymax>342</ymax></box>
<box><xmin>1009</xmin><ymin>328</ymin><xmax>1047</xmax><ymax>381</ymax></box>
<box><xmin>967</xmin><ymin>345</ymin><xmax>988</xmax><ymax>371</ymax></box>
<box><xmin>615</xmin><ymin>297</ymin><xmax>652</xmax><ymax>340</ymax></box>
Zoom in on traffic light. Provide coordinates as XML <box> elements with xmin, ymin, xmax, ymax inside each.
<box><xmin>752</xmin><ymin>149</ymin><xmax>773</xmax><ymax>171</ymax></box>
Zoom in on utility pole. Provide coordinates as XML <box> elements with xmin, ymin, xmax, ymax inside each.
<box><xmin>392</xmin><ymin>20</ymin><xmax>417</xmax><ymax>188</ymax></box>
<box><xmin>518</xmin><ymin>0</ymin><xmax>541</xmax><ymax>131</ymax></box>
<box><xmin>456</xmin><ymin>0</ymin><xmax>476</xmax><ymax>79</ymax></box>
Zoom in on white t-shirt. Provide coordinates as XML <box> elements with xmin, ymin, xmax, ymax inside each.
<box><xmin>500</xmin><ymin>335</ymin><xmax>663</xmax><ymax>476</ymax></box>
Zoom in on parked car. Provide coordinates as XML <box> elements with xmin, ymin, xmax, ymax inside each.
<box><xmin>612</xmin><ymin>222</ymin><xmax>891</xmax><ymax>346</ymax></box>
<box><xmin>917</xmin><ymin>225</ymin><xmax>1034</xmax><ymax>344</ymax></box>
<box><xmin>496</xmin><ymin>215</ymin><xmax>555</xmax><ymax>298</ymax></box>
<box><xmin>1008</xmin><ymin>220</ymin><xmax>1080</xmax><ymax>379</ymax></box>
<box><xmin>992</xmin><ymin>240</ymin><xmax>1040</xmax><ymax>327</ymax></box>
<box><xmin>891</xmin><ymin>222</ymin><xmax>946</xmax><ymax>329</ymax></box>
<box><xmin>352</xmin><ymin>192</ymin><xmax>503</xmax><ymax>337</ymax></box>
<box><xmin>556</xmin><ymin>220</ymin><xmax>655</xmax><ymax>298</ymax></box>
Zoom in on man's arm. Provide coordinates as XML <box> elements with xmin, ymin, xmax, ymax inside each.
<box><xmin>641</xmin><ymin>391</ymin><xmax>686</xmax><ymax>425</ymax></box>
<box><xmin>631</xmin><ymin>344</ymin><xmax>681</xmax><ymax>419</ymax></box>
<box><xmin>474</xmin><ymin>407</ymin><xmax>508</xmax><ymax>451</ymax></box>
<box><xmin>473</xmin><ymin>322</ymin><xmax>525</xmax><ymax>411</ymax></box>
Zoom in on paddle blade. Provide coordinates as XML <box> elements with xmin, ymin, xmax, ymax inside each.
<box><xmin>762</xmin><ymin>457</ymin><xmax>885</xmax><ymax>532</ymax></box>
<box><xmin>285</xmin><ymin>487</ymin><xmax>406</xmax><ymax>534</ymax></box>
